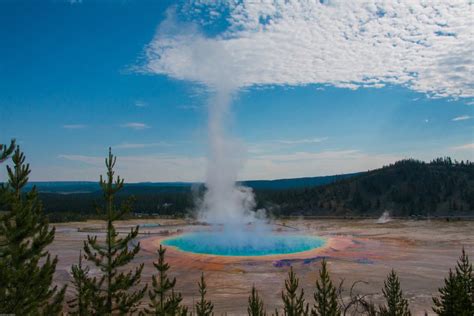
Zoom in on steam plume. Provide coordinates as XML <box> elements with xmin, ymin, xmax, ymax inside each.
<box><xmin>198</xmin><ymin>89</ymin><xmax>259</xmax><ymax>224</ymax></box>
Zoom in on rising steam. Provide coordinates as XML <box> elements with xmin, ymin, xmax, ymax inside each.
<box><xmin>143</xmin><ymin>9</ymin><xmax>262</xmax><ymax>226</ymax></box>
<box><xmin>376</xmin><ymin>211</ymin><xmax>392</xmax><ymax>224</ymax></box>
<box><xmin>197</xmin><ymin>89</ymin><xmax>261</xmax><ymax>225</ymax></box>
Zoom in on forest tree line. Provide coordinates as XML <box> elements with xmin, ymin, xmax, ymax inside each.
<box><xmin>32</xmin><ymin>157</ymin><xmax>474</xmax><ymax>222</ymax></box>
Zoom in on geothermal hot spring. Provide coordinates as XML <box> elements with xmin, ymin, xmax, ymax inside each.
<box><xmin>158</xmin><ymin>90</ymin><xmax>326</xmax><ymax>257</ymax></box>
<box><xmin>162</xmin><ymin>230</ymin><xmax>326</xmax><ymax>257</ymax></box>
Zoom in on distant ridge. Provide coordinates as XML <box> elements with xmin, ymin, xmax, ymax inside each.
<box><xmin>241</xmin><ymin>173</ymin><xmax>359</xmax><ymax>190</ymax></box>
<box><xmin>26</xmin><ymin>172</ymin><xmax>359</xmax><ymax>194</ymax></box>
<box><xmin>24</xmin><ymin>158</ymin><xmax>474</xmax><ymax>222</ymax></box>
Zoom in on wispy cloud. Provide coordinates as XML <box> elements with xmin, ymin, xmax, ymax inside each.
<box><xmin>247</xmin><ymin>137</ymin><xmax>328</xmax><ymax>155</ymax></box>
<box><xmin>120</xmin><ymin>122</ymin><xmax>150</xmax><ymax>130</ymax></box>
<box><xmin>57</xmin><ymin>154</ymin><xmax>206</xmax><ymax>182</ymax></box>
<box><xmin>114</xmin><ymin>142</ymin><xmax>171</xmax><ymax>149</ymax></box>
<box><xmin>63</xmin><ymin>124</ymin><xmax>86</xmax><ymax>129</ymax></box>
<box><xmin>143</xmin><ymin>2</ymin><xmax>473</xmax><ymax>98</ymax></box>
<box><xmin>242</xmin><ymin>150</ymin><xmax>402</xmax><ymax>180</ymax></box>
<box><xmin>56</xmin><ymin>149</ymin><xmax>400</xmax><ymax>181</ymax></box>
<box><xmin>276</xmin><ymin>137</ymin><xmax>328</xmax><ymax>145</ymax></box>
<box><xmin>177</xmin><ymin>104</ymin><xmax>200</xmax><ymax>110</ymax></box>
<box><xmin>134</xmin><ymin>101</ymin><xmax>148</xmax><ymax>107</ymax></box>
<box><xmin>450</xmin><ymin>143</ymin><xmax>474</xmax><ymax>151</ymax></box>
<box><xmin>452</xmin><ymin>115</ymin><xmax>472</xmax><ymax>121</ymax></box>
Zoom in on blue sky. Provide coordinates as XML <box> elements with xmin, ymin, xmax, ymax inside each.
<box><xmin>0</xmin><ymin>1</ymin><xmax>473</xmax><ymax>182</ymax></box>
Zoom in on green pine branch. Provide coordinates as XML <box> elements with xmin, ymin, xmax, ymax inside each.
<box><xmin>0</xmin><ymin>139</ymin><xmax>15</xmax><ymax>164</ymax></box>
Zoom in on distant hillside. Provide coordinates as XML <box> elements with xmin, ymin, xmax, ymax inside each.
<box><xmin>31</xmin><ymin>173</ymin><xmax>356</xmax><ymax>221</ymax></box>
<box><xmin>21</xmin><ymin>158</ymin><xmax>474</xmax><ymax>222</ymax></box>
<box><xmin>25</xmin><ymin>181</ymin><xmax>193</xmax><ymax>194</ymax></box>
<box><xmin>242</xmin><ymin>173</ymin><xmax>359</xmax><ymax>190</ymax></box>
<box><xmin>256</xmin><ymin>158</ymin><xmax>474</xmax><ymax>217</ymax></box>
<box><xmin>27</xmin><ymin>173</ymin><xmax>357</xmax><ymax>194</ymax></box>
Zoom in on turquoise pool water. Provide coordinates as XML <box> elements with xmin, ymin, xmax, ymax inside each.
<box><xmin>162</xmin><ymin>231</ymin><xmax>325</xmax><ymax>256</ymax></box>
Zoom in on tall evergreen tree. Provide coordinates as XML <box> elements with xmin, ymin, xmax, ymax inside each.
<box><xmin>379</xmin><ymin>270</ymin><xmax>411</xmax><ymax>316</ymax></box>
<box><xmin>281</xmin><ymin>266</ymin><xmax>309</xmax><ymax>316</ymax></box>
<box><xmin>82</xmin><ymin>148</ymin><xmax>146</xmax><ymax>314</ymax></box>
<box><xmin>0</xmin><ymin>146</ymin><xmax>65</xmax><ymax>315</ymax></box>
<box><xmin>454</xmin><ymin>248</ymin><xmax>474</xmax><ymax>314</ymax></box>
<box><xmin>67</xmin><ymin>250</ymin><xmax>92</xmax><ymax>316</ymax></box>
<box><xmin>433</xmin><ymin>248</ymin><xmax>474</xmax><ymax>316</ymax></box>
<box><xmin>433</xmin><ymin>269</ymin><xmax>462</xmax><ymax>316</ymax></box>
<box><xmin>311</xmin><ymin>259</ymin><xmax>340</xmax><ymax>316</ymax></box>
<box><xmin>146</xmin><ymin>245</ymin><xmax>188</xmax><ymax>315</ymax></box>
<box><xmin>248</xmin><ymin>285</ymin><xmax>266</xmax><ymax>316</ymax></box>
<box><xmin>196</xmin><ymin>273</ymin><xmax>214</xmax><ymax>316</ymax></box>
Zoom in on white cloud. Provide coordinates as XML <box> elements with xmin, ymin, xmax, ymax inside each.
<box><xmin>54</xmin><ymin>149</ymin><xmax>402</xmax><ymax>181</ymax></box>
<box><xmin>177</xmin><ymin>104</ymin><xmax>200</xmax><ymax>110</ymax></box>
<box><xmin>450</xmin><ymin>143</ymin><xmax>474</xmax><ymax>151</ymax></box>
<box><xmin>452</xmin><ymin>115</ymin><xmax>472</xmax><ymax>121</ymax></box>
<box><xmin>242</xmin><ymin>150</ymin><xmax>402</xmax><ymax>180</ymax></box>
<box><xmin>57</xmin><ymin>154</ymin><xmax>206</xmax><ymax>182</ymax></box>
<box><xmin>120</xmin><ymin>122</ymin><xmax>150</xmax><ymax>130</ymax></box>
<box><xmin>113</xmin><ymin>142</ymin><xmax>171</xmax><ymax>149</ymax></box>
<box><xmin>63</xmin><ymin>124</ymin><xmax>86</xmax><ymax>129</ymax></box>
<box><xmin>276</xmin><ymin>137</ymin><xmax>328</xmax><ymax>145</ymax></box>
<box><xmin>247</xmin><ymin>137</ymin><xmax>327</xmax><ymax>154</ymax></box>
<box><xmin>143</xmin><ymin>1</ymin><xmax>473</xmax><ymax>98</ymax></box>
<box><xmin>134</xmin><ymin>101</ymin><xmax>148</xmax><ymax>107</ymax></box>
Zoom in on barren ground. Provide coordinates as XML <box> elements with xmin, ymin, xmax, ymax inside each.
<box><xmin>50</xmin><ymin>219</ymin><xmax>474</xmax><ymax>315</ymax></box>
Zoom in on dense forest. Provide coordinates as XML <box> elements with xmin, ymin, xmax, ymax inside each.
<box><xmin>258</xmin><ymin>157</ymin><xmax>474</xmax><ymax>217</ymax></box>
<box><xmin>34</xmin><ymin>157</ymin><xmax>474</xmax><ymax>222</ymax></box>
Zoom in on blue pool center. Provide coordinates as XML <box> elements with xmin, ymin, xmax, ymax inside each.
<box><xmin>162</xmin><ymin>231</ymin><xmax>326</xmax><ymax>256</ymax></box>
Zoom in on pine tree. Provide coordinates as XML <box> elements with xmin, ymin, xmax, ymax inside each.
<box><xmin>196</xmin><ymin>272</ymin><xmax>214</xmax><ymax>316</ymax></box>
<box><xmin>0</xmin><ymin>146</ymin><xmax>65</xmax><ymax>314</ymax></box>
<box><xmin>67</xmin><ymin>250</ymin><xmax>92</xmax><ymax>316</ymax></box>
<box><xmin>146</xmin><ymin>245</ymin><xmax>188</xmax><ymax>315</ymax></box>
<box><xmin>82</xmin><ymin>148</ymin><xmax>146</xmax><ymax>314</ymax></box>
<box><xmin>248</xmin><ymin>285</ymin><xmax>266</xmax><ymax>316</ymax></box>
<box><xmin>455</xmin><ymin>248</ymin><xmax>474</xmax><ymax>314</ymax></box>
<box><xmin>433</xmin><ymin>269</ymin><xmax>461</xmax><ymax>316</ymax></box>
<box><xmin>433</xmin><ymin>248</ymin><xmax>474</xmax><ymax>316</ymax></box>
<box><xmin>311</xmin><ymin>259</ymin><xmax>340</xmax><ymax>316</ymax></box>
<box><xmin>281</xmin><ymin>266</ymin><xmax>309</xmax><ymax>316</ymax></box>
<box><xmin>379</xmin><ymin>270</ymin><xmax>411</xmax><ymax>316</ymax></box>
